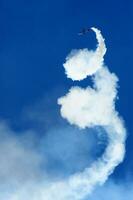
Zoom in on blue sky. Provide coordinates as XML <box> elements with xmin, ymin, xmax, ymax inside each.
<box><xmin>0</xmin><ymin>0</ymin><xmax>132</xmax><ymax>199</ymax></box>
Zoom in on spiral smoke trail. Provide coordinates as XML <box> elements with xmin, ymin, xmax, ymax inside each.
<box><xmin>55</xmin><ymin>27</ymin><xmax>126</xmax><ymax>199</ymax></box>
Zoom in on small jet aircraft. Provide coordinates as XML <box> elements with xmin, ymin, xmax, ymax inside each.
<box><xmin>78</xmin><ymin>28</ymin><xmax>91</xmax><ymax>35</ymax></box>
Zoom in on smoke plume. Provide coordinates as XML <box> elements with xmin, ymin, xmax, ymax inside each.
<box><xmin>56</xmin><ymin>27</ymin><xmax>126</xmax><ymax>199</ymax></box>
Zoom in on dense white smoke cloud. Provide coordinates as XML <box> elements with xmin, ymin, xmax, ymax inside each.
<box><xmin>56</xmin><ymin>27</ymin><xmax>126</xmax><ymax>199</ymax></box>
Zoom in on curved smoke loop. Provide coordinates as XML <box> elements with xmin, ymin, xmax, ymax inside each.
<box><xmin>56</xmin><ymin>27</ymin><xmax>126</xmax><ymax>200</ymax></box>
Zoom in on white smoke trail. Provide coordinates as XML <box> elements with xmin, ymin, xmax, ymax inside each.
<box><xmin>7</xmin><ymin>27</ymin><xmax>126</xmax><ymax>200</ymax></box>
<box><xmin>56</xmin><ymin>27</ymin><xmax>126</xmax><ymax>199</ymax></box>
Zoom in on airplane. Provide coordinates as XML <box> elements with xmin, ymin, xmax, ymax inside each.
<box><xmin>78</xmin><ymin>28</ymin><xmax>91</xmax><ymax>35</ymax></box>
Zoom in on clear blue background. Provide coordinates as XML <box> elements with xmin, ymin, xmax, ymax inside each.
<box><xmin>0</xmin><ymin>0</ymin><xmax>132</xmax><ymax>182</ymax></box>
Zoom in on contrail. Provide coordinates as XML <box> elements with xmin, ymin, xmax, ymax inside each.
<box><xmin>56</xmin><ymin>27</ymin><xmax>126</xmax><ymax>199</ymax></box>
